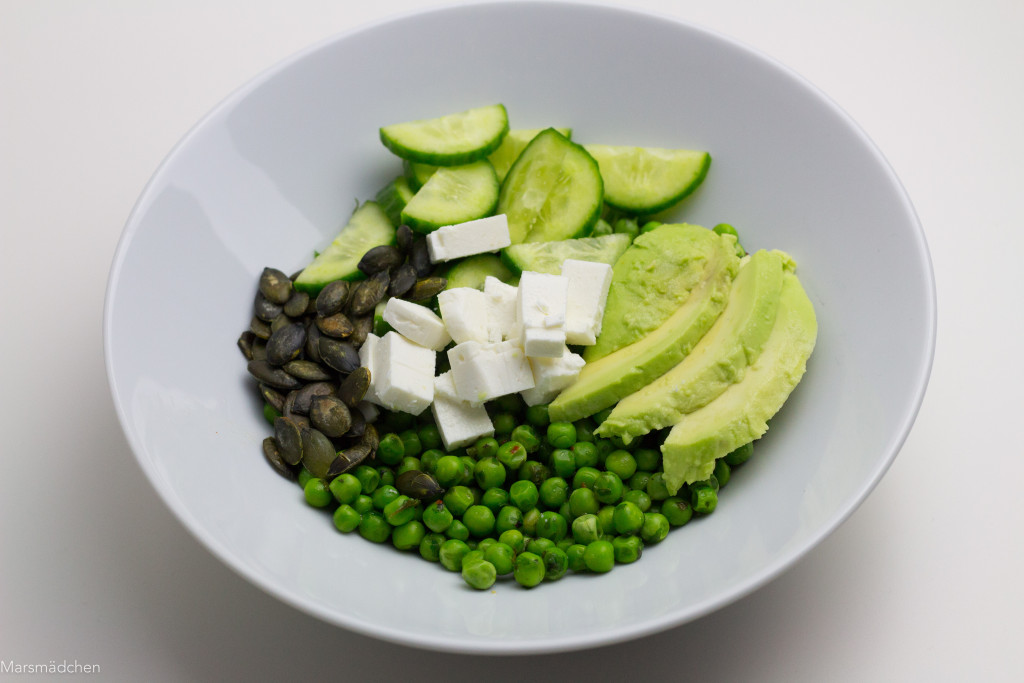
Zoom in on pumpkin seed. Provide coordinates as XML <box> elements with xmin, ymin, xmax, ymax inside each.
<box><xmin>259</xmin><ymin>383</ymin><xmax>286</xmax><ymax>412</ymax></box>
<box><xmin>262</xmin><ymin>437</ymin><xmax>294</xmax><ymax>480</ymax></box>
<box><xmin>396</xmin><ymin>224</ymin><xmax>414</xmax><ymax>253</ymax></box>
<box><xmin>315</xmin><ymin>280</ymin><xmax>350</xmax><ymax>317</ymax></box>
<box><xmin>409</xmin><ymin>239</ymin><xmax>432</xmax><ymax>277</ymax></box>
<box><xmin>348</xmin><ymin>270</ymin><xmax>389</xmax><ymax>316</ymax></box>
<box><xmin>266</xmin><ymin>322</ymin><xmax>306</xmax><ymax>366</ymax></box>
<box><xmin>318</xmin><ymin>337</ymin><xmax>360</xmax><ymax>374</ymax></box>
<box><xmin>283</xmin><ymin>291</ymin><xmax>310</xmax><ymax>318</ymax></box>
<box><xmin>405</xmin><ymin>276</ymin><xmax>447</xmax><ymax>301</ymax></box>
<box><xmin>282</xmin><ymin>359</ymin><xmax>332</xmax><ymax>382</ymax></box>
<box><xmin>316</xmin><ymin>312</ymin><xmax>354</xmax><ymax>338</ymax></box>
<box><xmin>259</xmin><ymin>267</ymin><xmax>293</xmax><ymax>304</ymax></box>
<box><xmin>395</xmin><ymin>470</ymin><xmax>444</xmax><ymax>502</ymax></box>
<box><xmin>273</xmin><ymin>416</ymin><xmax>304</xmax><ymax>465</ymax></box>
<box><xmin>238</xmin><ymin>331</ymin><xmax>256</xmax><ymax>360</ymax></box>
<box><xmin>248</xmin><ymin>360</ymin><xmax>302</xmax><ymax>390</ymax></box>
<box><xmin>254</xmin><ymin>292</ymin><xmax>283</xmax><ymax>322</ymax></box>
<box><xmin>388</xmin><ymin>263</ymin><xmax>418</xmax><ymax>298</ymax></box>
<box><xmin>327</xmin><ymin>424</ymin><xmax>378</xmax><ymax>476</ymax></box>
<box><xmin>300</xmin><ymin>427</ymin><xmax>337</xmax><ymax>478</ymax></box>
<box><xmin>250</xmin><ymin>315</ymin><xmax>272</xmax><ymax>340</ymax></box>
<box><xmin>305</xmin><ymin>323</ymin><xmax>323</xmax><ymax>364</ymax></box>
<box><xmin>309</xmin><ymin>395</ymin><xmax>352</xmax><ymax>438</ymax></box>
<box><xmin>350</xmin><ymin>315</ymin><xmax>373</xmax><ymax>346</ymax></box>
<box><xmin>287</xmin><ymin>382</ymin><xmax>335</xmax><ymax>416</ymax></box>
<box><xmin>358</xmin><ymin>245</ymin><xmax>403</xmax><ymax>275</ymax></box>
<box><xmin>336</xmin><ymin>366</ymin><xmax>370</xmax><ymax>407</ymax></box>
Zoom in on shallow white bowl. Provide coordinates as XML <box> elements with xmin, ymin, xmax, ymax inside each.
<box><xmin>104</xmin><ymin>1</ymin><xmax>935</xmax><ymax>654</ymax></box>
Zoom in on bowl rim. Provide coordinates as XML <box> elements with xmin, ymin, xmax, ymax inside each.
<box><xmin>103</xmin><ymin>0</ymin><xmax>937</xmax><ymax>655</ymax></box>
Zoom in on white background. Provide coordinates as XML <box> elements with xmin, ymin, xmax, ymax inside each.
<box><xmin>2</xmin><ymin>0</ymin><xmax>1022</xmax><ymax>680</ymax></box>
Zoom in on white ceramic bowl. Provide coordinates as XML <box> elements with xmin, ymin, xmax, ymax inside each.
<box><xmin>104</xmin><ymin>1</ymin><xmax>935</xmax><ymax>654</ymax></box>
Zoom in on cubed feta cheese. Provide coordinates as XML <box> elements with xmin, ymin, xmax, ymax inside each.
<box><xmin>483</xmin><ymin>276</ymin><xmax>518</xmax><ymax>342</ymax></box>
<box><xmin>382</xmin><ymin>297</ymin><xmax>451</xmax><ymax>351</ymax></box>
<box><xmin>358</xmin><ymin>333</ymin><xmax>381</xmax><ymax>405</ymax></box>
<box><xmin>437</xmin><ymin>287</ymin><xmax>490</xmax><ymax>344</ymax></box>
<box><xmin>561</xmin><ymin>259</ymin><xmax>613</xmax><ymax>345</ymax></box>
<box><xmin>375</xmin><ymin>331</ymin><xmax>435</xmax><ymax>415</ymax></box>
<box><xmin>517</xmin><ymin>271</ymin><xmax>568</xmax><ymax>330</ymax></box>
<box><xmin>448</xmin><ymin>340</ymin><xmax>535</xmax><ymax>405</ymax></box>
<box><xmin>426</xmin><ymin>214</ymin><xmax>512</xmax><ymax>263</ymax></box>
<box><xmin>431</xmin><ymin>372</ymin><xmax>495</xmax><ymax>450</ymax></box>
<box><xmin>520</xmin><ymin>346</ymin><xmax>586</xmax><ymax>406</ymax></box>
<box><xmin>522</xmin><ymin>326</ymin><xmax>566</xmax><ymax>358</ymax></box>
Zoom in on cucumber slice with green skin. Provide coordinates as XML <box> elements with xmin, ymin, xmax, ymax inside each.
<box><xmin>374</xmin><ymin>175</ymin><xmax>415</xmax><ymax>225</ymax></box>
<box><xmin>498</xmin><ymin>128</ymin><xmax>603</xmax><ymax>244</ymax></box>
<box><xmin>294</xmin><ymin>201</ymin><xmax>395</xmax><ymax>294</ymax></box>
<box><xmin>584</xmin><ymin>144</ymin><xmax>710</xmax><ymax>214</ymax></box>
<box><xmin>403</xmin><ymin>160</ymin><xmax>436</xmax><ymax>192</ymax></box>
<box><xmin>500</xmin><ymin>233</ymin><xmax>632</xmax><ymax>275</ymax></box>
<box><xmin>401</xmin><ymin>160</ymin><xmax>499</xmax><ymax>234</ymax></box>
<box><xmin>380</xmin><ymin>104</ymin><xmax>509</xmax><ymax>166</ymax></box>
<box><xmin>489</xmin><ymin>127</ymin><xmax>572</xmax><ymax>183</ymax></box>
<box><xmin>444</xmin><ymin>254</ymin><xmax>517</xmax><ymax>290</ymax></box>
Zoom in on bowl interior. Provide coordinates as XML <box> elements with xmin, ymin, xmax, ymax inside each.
<box><xmin>105</xmin><ymin>1</ymin><xmax>934</xmax><ymax>654</ymax></box>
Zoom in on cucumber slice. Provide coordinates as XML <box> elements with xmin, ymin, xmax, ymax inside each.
<box><xmin>374</xmin><ymin>175</ymin><xmax>415</xmax><ymax>225</ymax></box>
<box><xmin>294</xmin><ymin>201</ymin><xmax>395</xmax><ymax>294</ymax></box>
<box><xmin>501</xmin><ymin>233</ymin><xmax>632</xmax><ymax>275</ymax></box>
<box><xmin>401</xmin><ymin>160</ymin><xmax>499</xmax><ymax>234</ymax></box>
<box><xmin>584</xmin><ymin>144</ymin><xmax>710</xmax><ymax>214</ymax></box>
<box><xmin>498</xmin><ymin>128</ymin><xmax>603</xmax><ymax>244</ymax></box>
<box><xmin>403</xmin><ymin>160</ymin><xmax>437</xmax><ymax>192</ymax></box>
<box><xmin>489</xmin><ymin>127</ymin><xmax>572</xmax><ymax>182</ymax></box>
<box><xmin>380</xmin><ymin>104</ymin><xmax>509</xmax><ymax>166</ymax></box>
<box><xmin>445</xmin><ymin>254</ymin><xmax>516</xmax><ymax>290</ymax></box>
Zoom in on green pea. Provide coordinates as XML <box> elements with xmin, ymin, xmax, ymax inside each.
<box><xmin>640</xmin><ymin>220</ymin><xmax>663</xmax><ymax>233</ymax></box>
<box><xmin>521</xmin><ymin>508</ymin><xmax>541</xmax><ymax>536</ymax></box>
<box><xmin>329</xmin><ymin>473</ymin><xmax>361</xmax><ymax>504</ymax></box>
<box><xmin>549</xmin><ymin>449</ymin><xmax>576</xmax><ymax>479</ymax></box>
<box><xmin>557</xmin><ymin>536</ymin><xmax>575</xmax><ymax>551</ymax></box>
<box><xmin>558</xmin><ymin>501</ymin><xmax>574</xmax><ymax>524</ymax></box>
<box><xmin>297</xmin><ymin>466</ymin><xmax>313</xmax><ymax>489</ymax></box>
<box><xmin>646</xmin><ymin>472</ymin><xmax>672</xmax><ymax>502</ymax></box>
<box><xmin>593</xmin><ymin>407</ymin><xmax>614</xmax><ymax>425</ymax></box>
<box><xmin>518</xmin><ymin>460</ymin><xmax>550</xmax><ymax>486</ymax></box>
<box><xmin>605</xmin><ymin>450</ymin><xmax>637</xmax><ymax>480</ymax></box>
<box><xmin>524</xmin><ymin>404</ymin><xmax>549</xmax><ymax>428</ymax></box>
<box><xmin>641</xmin><ymin>513</ymin><xmax>671</xmax><ymax>544</ymax></box>
<box><xmin>303</xmin><ymin>478</ymin><xmax>332</xmax><ymax>507</ymax></box>
<box><xmin>263</xmin><ymin>403</ymin><xmax>281</xmax><ymax>425</ymax></box>
<box><xmin>397</xmin><ymin>430</ymin><xmax>422</xmax><ymax>457</ymax></box>
<box><xmin>396</xmin><ymin>456</ymin><xmax>421</xmax><ymax>476</ymax></box>
<box><xmin>713</xmin><ymin>459</ymin><xmax>731</xmax><ymax>487</ymax></box>
<box><xmin>634</xmin><ymin>448</ymin><xmax>661</xmax><ymax>471</ymax></box>
<box><xmin>596</xmin><ymin>505</ymin><xmax>617</xmax><ymax>535</ymax></box>
<box><xmin>417</xmin><ymin>423</ymin><xmax>443</xmax><ymax>451</ymax></box>
<box><xmin>498</xmin><ymin>529</ymin><xmax>526</xmax><ymax>555</ymax></box>
<box><xmin>574</xmin><ymin>419</ymin><xmax>597</xmax><ymax>443</ymax></box>
<box><xmin>691</xmin><ymin>479</ymin><xmax>719</xmax><ymax>514</ymax></box>
<box><xmin>392</xmin><ymin>520</ymin><xmax>426</xmax><ymax>550</ymax></box>
<box><xmin>572</xmin><ymin>466</ymin><xmax>601</xmax><ymax>490</ymax></box>
<box><xmin>445</xmin><ymin>519</ymin><xmax>470</xmax><ymax>541</ymax></box>
<box><xmin>370</xmin><ymin>484</ymin><xmax>399</xmax><ymax>510</ymax></box>
<box><xmin>484</xmin><ymin>542</ymin><xmax>515</xmax><ymax>575</ymax></box>
<box><xmin>383</xmin><ymin>495</ymin><xmax>419</xmax><ymax>526</ymax></box>
<box><xmin>622</xmin><ymin>488</ymin><xmax>652</xmax><ymax>512</ymax></box>
<box><xmin>594</xmin><ymin>471</ymin><xmax>624</xmax><ymax>505</ymax></box>
<box><xmin>377</xmin><ymin>467</ymin><xmax>395</xmax><ymax>487</ymax></box>
<box><xmin>491</xmin><ymin>413</ymin><xmax>517</xmax><ymax>436</ymax></box>
<box><xmin>535</xmin><ymin>511</ymin><xmax>568</xmax><ymax>541</ymax></box>
<box><xmin>438</xmin><ymin>538</ymin><xmax>472</xmax><ymax>571</ymax></box>
<box><xmin>434</xmin><ymin>455</ymin><xmax>464</xmax><ymax>487</ymax></box>
<box><xmin>482</xmin><ymin>487</ymin><xmax>510</xmax><ymax>513</ymax></box>
<box><xmin>495</xmin><ymin>505</ymin><xmax>523</xmax><ymax>533</ymax></box>
<box><xmin>613</xmin><ymin>216</ymin><xmax>640</xmax><ymax>239</ymax></box>
<box><xmin>476</xmin><ymin>537</ymin><xmax>497</xmax><ymax>553</ymax></box>
<box><xmin>629</xmin><ymin>471</ymin><xmax>653</xmax><ymax>491</ymax></box>
<box><xmin>546</xmin><ymin>422</ymin><xmax>577</xmax><ymax>449</ymax></box>
<box><xmin>569</xmin><ymin>487</ymin><xmax>599</xmax><ymax>517</ymax></box>
<box><xmin>459</xmin><ymin>456</ymin><xmax>477</xmax><ymax>486</ymax></box>
<box><xmin>713</xmin><ymin>223</ymin><xmax>746</xmax><ymax>256</ymax></box>
<box><xmin>590</xmin><ymin>218</ymin><xmax>614</xmax><ymax>236</ymax></box>
<box><xmin>539</xmin><ymin>477</ymin><xmax>569</xmax><ymax>509</ymax></box>
<box><xmin>352</xmin><ymin>494</ymin><xmax>373</xmax><ymax>515</ymax></box>
<box><xmin>510</xmin><ymin>424</ymin><xmax>541</xmax><ymax>453</ymax></box>
<box><xmin>514</xmin><ymin>552</ymin><xmax>545</xmax><ymax>588</ymax></box>
<box><xmin>496</xmin><ymin>440</ymin><xmax>527</xmax><ymax>469</ymax></box>
<box><xmin>377</xmin><ymin>432</ymin><xmax>405</xmax><ymax>465</ymax></box>
<box><xmin>583</xmin><ymin>540</ymin><xmax>615</xmax><ymax>573</ymax></box>
<box><xmin>570</xmin><ymin>441</ymin><xmax>598</xmax><ymax>469</ymax></box>
<box><xmin>566</xmin><ymin>544</ymin><xmax>588</xmax><ymax>572</ymax></box>
<box><xmin>613</xmin><ymin>501</ymin><xmax>645</xmax><ymax>535</ymax></box>
<box><xmin>332</xmin><ymin>504</ymin><xmax>360</xmax><ymax>533</ymax></box>
<box><xmin>509</xmin><ymin>480</ymin><xmax>540</xmax><ymax>511</ymax></box>
<box><xmin>353</xmin><ymin>465</ymin><xmax>380</xmax><ymax>494</ymax></box>
<box><xmin>474</xmin><ymin>457</ymin><xmax>506</xmax><ymax>490</ymax></box>
<box><xmin>526</xmin><ymin>537</ymin><xmax>555</xmax><ymax>556</ymax></box>
<box><xmin>443</xmin><ymin>485</ymin><xmax>475</xmax><ymax>517</ymax></box>
<box><xmin>422</xmin><ymin>500</ymin><xmax>454</xmax><ymax>533</ymax></box>
<box><xmin>420</xmin><ymin>448</ymin><xmax>444</xmax><ymax>473</ymax></box>
<box><xmin>571</xmin><ymin>513</ymin><xmax>602</xmax><ymax>545</ymax></box>
<box><xmin>462</xmin><ymin>558</ymin><xmax>497</xmax><ymax>590</ymax></box>
<box><xmin>543</xmin><ymin>547</ymin><xmax>569</xmax><ymax>581</ymax></box>
<box><xmin>472</xmin><ymin>436</ymin><xmax>500</xmax><ymax>460</ymax></box>
<box><xmin>379</xmin><ymin>409</ymin><xmax>414</xmax><ymax>433</ymax></box>
<box><xmin>358</xmin><ymin>511</ymin><xmax>391</xmax><ymax>543</ymax></box>
<box><xmin>594</xmin><ymin>438</ymin><xmax>615</xmax><ymax>465</ymax></box>
<box><xmin>661</xmin><ymin>496</ymin><xmax>694</xmax><ymax>527</ymax></box>
<box><xmin>419</xmin><ymin>533</ymin><xmax>445</xmax><ymax>562</ymax></box>
<box><xmin>613</xmin><ymin>535</ymin><xmax>643</xmax><ymax>563</ymax></box>
<box><xmin>724</xmin><ymin>442</ymin><xmax>753</xmax><ymax>467</ymax></box>
<box><xmin>463</xmin><ymin>505</ymin><xmax>496</xmax><ymax>538</ymax></box>
<box><xmin>492</xmin><ymin>393</ymin><xmax>523</xmax><ymax>414</ymax></box>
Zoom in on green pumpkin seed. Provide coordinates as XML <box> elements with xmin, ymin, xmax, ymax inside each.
<box><xmin>350</xmin><ymin>315</ymin><xmax>373</xmax><ymax>346</ymax></box>
<box><xmin>259</xmin><ymin>383</ymin><xmax>286</xmax><ymax>412</ymax></box>
<box><xmin>316</xmin><ymin>312</ymin><xmax>354</xmax><ymax>338</ymax></box>
<box><xmin>282</xmin><ymin>360</ymin><xmax>332</xmax><ymax>382</ymax></box>
<box><xmin>262</xmin><ymin>437</ymin><xmax>294</xmax><ymax>480</ymax></box>
<box><xmin>273</xmin><ymin>416</ymin><xmax>303</xmax><ymax>465</ymax></box>
<box><xmin>388</xmin><ymin>263</ymin><xmax>418</xmax><ymax>298</ymax></box>
<box><xmin>266</xmin><ymin>322</ymin><xmax>306</xmax><ymax>366</ymax></box>
<box><xmin>336</xmin><ymin>366</ymin><xmax>370</xmax><ymax>407</ymax></box>
<box><xmin>259</xmin><ymin>267</ymin><xmax>293</xmax><ymax>304</ymax></box>
<box><xmin>396</xmin><ymin>224</ymin><xmax>414</xmax><ymax>253</ymax></box>
<box><xmin>247</xmin><ymin>360</ymin><xmax>302</xmax><ymax>390</ymax></box>
<box><xmin>305</xmin><ymin>323</ymin><xmax>323</xmax><ymax>364</ymax></box>
<box><xmin>409</xmin><ymin>239</ymin><xmax>432</xmax><ymax>277</ymax></box>
<box><xmin>250</xmin><ymin>315</ymin><xmax>272</xmax><ymax>340</ymax></box>
<box><xmin>348</xmin><ymin>270</ymin><xmax>389</xmax><ymax>316</ymax></box>
<box><xmin>358</xmin><ymin>245</ymin><xmax>403</xmax><ymax>276</ymax></box>
<box><xmin>405</xmin><ymin>276</ymin><xmax>447</xmax><ymax>301</ymax></box>
<box><xmin>283</xmin><ymin>291</ymin><xmax>310</xmax><ymax>318</ymax></box>
<box><xmin>395</xmin><ymin>470</ymin><xmax>444</xmax><ymax>502</ymax></box>
<box><xmin>238</xmin><ymin>331</ymin><xmax>256</xmax><ymax>360</ymax></box>
<box><xmin>300</xmin><ymin>427</ymin><xmax>337</xmax><ymax>479</ymax></box>
<box><xmin>254</xmin><ymin>292</ymin><xmax>283</xmax><ymax>322</ymax></box>
<box><xmin>309</xmin><ymin>395</ymin><xmax>352</xmax><ymax>438</ymax></box>
<box><xmin>318</xmin><ymin>337</ymin><xmax>360</xmax><ymax>374</ymax></box>
<box><xmin>316</xmin><ymin>280</ymin><xmax>350</xmax><ymax>317</ymax></box>
<box><xmin>286</xmin><ymin>382</ymin><xmax>335</xmax><ymax>416</ymax></box>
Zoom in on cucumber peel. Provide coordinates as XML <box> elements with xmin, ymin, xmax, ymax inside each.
<box><xmin>380</xmin><ymin>104</ymin><xmax>509</xmax><ymax>166</ymax></box>
<box><xmin>585</xmin><ymin>144</ymin><xmax>710</xmax><ymax>214</ymax></box>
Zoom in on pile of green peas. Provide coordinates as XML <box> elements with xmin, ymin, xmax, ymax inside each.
<box><xmin>296</xmin><ymin>395</ymin><xmax>754</xmax><ymax>591</ymax></box>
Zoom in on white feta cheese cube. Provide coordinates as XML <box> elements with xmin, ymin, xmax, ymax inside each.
<box><xmin>358</xmin><ymin>333</ymin><xmax>381</xmax><ymax>405</ymax></box>
<box><xmin>437</xmin><ymin>287</ymin><xmax>490</xmax><ymax>345</ymax></box>
<box><xmin>431</xmin><ymin>372</ymin><xmax>495</xmax><ymax>449</ymax></box>
<box><xmin>520</xmin><ymin>346</ymin><xmax>586</xmax><ymax>406</ymax></box>
<box><xmin>561</xmin><ymin>259</ymin><xmax>613</xmax><ymax>345</ymax></box>
<box><xmin>517</xmin><ymin>271</ymin><xmax>568</xmax><ymax>330</ymax></box>
<box><xmin>483</xmin><ymin>276</ymin><xmax>518</xmax><ymax>342</ymax></box>
<box><xmin>375</xmin><ymin>331</ymin><xmax>435</xmax><ymax>415</ymax></box>
<box><xmin>426</xmin><ymin>214</ymin><xmax>512</xmax><ymax>263</ymax></box>
<box><xmin>523</xmin><ymin>326</ymin><xmax>566</xmax><ymax>358</ymax></box>
<box><xmin>448</xmin><ymin>340</ymin><xmax>535</xmax><ymax>405</ymax></box>
<box><xmin>382</xmin><ymin>297</ymin><xmax>451</xmax><ymax>351</ymax></box>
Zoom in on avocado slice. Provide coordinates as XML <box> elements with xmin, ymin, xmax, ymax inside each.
<box><xmin>584</xmin><ymin>224</ymin><xmax>737</xmax><ymax>363</ymax></box>
<box><xmin>548</xmin><ymin>225</ymin><xmax>740</xmax><ymax>423</ymax></box>
<box><xmin>596</xmin><ymin>249</ymin><xmax>788</xmax><ymax>444</ymax></box>
<box><xmin>660</xmin><ymin>270</ymin><xmax>818</xmax><ymax>492</ymax></box>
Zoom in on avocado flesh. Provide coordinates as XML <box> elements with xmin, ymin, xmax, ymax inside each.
<box><xmin>584</xmin><ymin>224</ymin><xmax>737</xmax><ymax>362</ymax></box>
<box><xmin>596</xmin><ymin>249</ymin><xmax>788</xmax><ymax>444</ymax></box>
<box><xmin>548</xmin><ymin>227</ymin><xmax>740</xmax><ymax>423</ymax></box>
<box><xmin>661</xmin><ymin>270</ymin><xmax>818</xmax><ymax>492</ymax></box>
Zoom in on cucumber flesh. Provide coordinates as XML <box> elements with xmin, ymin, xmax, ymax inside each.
<box><xmin>294</xmin><ymin>201</ymin><xmax>395</xmax><ymax>294</ymax></box>
<box><xmin>380</xmin><ymin>104</ymin><xmax>509</xmax><ymax>166</ymax></box>
<box><xmin>498</xmin><ymin>128</ymin><xmax>603</xmax><ymax>244</ymax></box>
<box><xmin>445</xmin><ymin>254</ymin><xmax>517</xmax><ymax>290</ymax></box>
<box><xmin>374</xmin><ymin>175</ymin><xmax>415</xmax><ymax>226</ymax></box>
<box><xmin>403</xmin><ymin>160</ymin><xmax>437</xmax><ymax>192</ymax></box>
<box><xmin>584</xmin><ymin>144</ymin><xmax>710</xmax><ymax>214</ymax></box>
<box><xmin>401</xmin><ymin>160</ymin><xmax>499</xmax><ymax>234</ymax></box>
<box><xmin>489</xmin><ymin>127</ymin><xmax>572</xmax><ymax>183</ymax></box>
<box><xmin>501</xmin><ymin>233</ymin><xmax>632</xmax><ymax>275</ymax></box>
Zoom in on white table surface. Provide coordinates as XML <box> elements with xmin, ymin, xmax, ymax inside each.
<box><xmin>3</xmin><ymin>0</ymin><xmax>1021</xmax><ymax>680</ymax></box>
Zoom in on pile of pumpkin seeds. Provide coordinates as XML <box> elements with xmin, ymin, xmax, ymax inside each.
<box><xmin>237</xmin><ymin>225</ymin><xmax>447</xmax><ymax>483</ymax></box>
